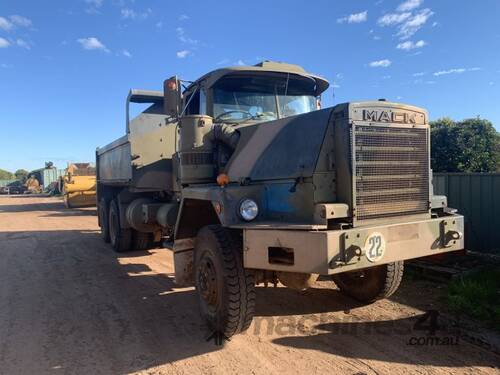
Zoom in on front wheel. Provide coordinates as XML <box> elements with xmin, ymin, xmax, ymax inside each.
<box><xmin>194</xmin><ymin>225</ymin><xmax>255</xmax><ymax>338</ymax></box>
<box><xmin>332</xmin><ymin>261</ymin><xmax>404</xmax><ymax>303</ymax></box>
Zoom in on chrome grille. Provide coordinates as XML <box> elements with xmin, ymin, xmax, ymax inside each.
<box><xmin>354</xmin><ymin>125</ymin><xmax>429</xmax><ymax>221</ymax></box>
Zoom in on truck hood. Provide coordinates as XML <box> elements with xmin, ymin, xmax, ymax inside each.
<box><xmin>226</xmin><ymin>108</ymin><xmax>334</xmax><ymax>182</ymax></box>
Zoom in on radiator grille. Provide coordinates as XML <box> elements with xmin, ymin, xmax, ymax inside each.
<box><xmin>180</xmin><ymin>152</ymin><xmax>213</xmax><ymax>165</ymax></box>
<box><xmin>354</xmin><ymin>125</ymin><xmax>429</xmax><ymax>221</ymax></box>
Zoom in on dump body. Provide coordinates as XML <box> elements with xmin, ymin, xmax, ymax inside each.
<box><xmin>96</xmin><ymin>90</ymin><xmax>176</xmax><ymax>192</ymax></box>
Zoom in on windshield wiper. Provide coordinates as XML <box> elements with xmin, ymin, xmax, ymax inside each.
<box><xmin>232</xmin><ymin>113</ymin><xmax>268</xmax><ymax>126</ymax></box>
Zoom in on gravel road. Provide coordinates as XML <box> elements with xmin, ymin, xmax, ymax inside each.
<box><xmin>0</xmin><ymin>196</ymin><xmax>498</xmax><ymax>374</ymax></box>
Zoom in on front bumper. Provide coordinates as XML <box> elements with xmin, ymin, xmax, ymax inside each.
<box><xmin>243</xmin><ymin>214</ymin><xmax>464</xmax><ymax>275</ymax></box>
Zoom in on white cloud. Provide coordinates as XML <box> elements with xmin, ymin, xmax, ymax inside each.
<box><xmin>0</xmin><ymin>37</ymin><xmax>10</xmax><ymax>48</ymax></box>
<box><xmin>369</xmin><ymin>59</ymin><xmax>392</xmax><ymax>68</ymax></box>
<box><xmin>413</xmin><ymin>72</ymin><xmax>426</xmax><ymax>76</ymax></box>
<box><xmin>176</xmin><ymin>50</ymin><xmax>190</xmax><ymax>58</ymax></box>
<box><xmin>1</xmin><ymin>63</ymin><xmax>12</xmax><ymax>68</ymax></box>
<box><xmin>16</xmin><ymin>38</ymin><xmax>31</xmax><ymax>50</ymax></box>
<box><xmin>9</xmin><ymin>15</ymin><xmax>32</xmax><ymax>28</ymax></box>
<box><xmin>0</xmin><ymin>17</ymin><xmax>13</xmax><ymax>31</ymax></box>
<box><xmin>337</xmin><ymin>11</ymin><xmax>368</xmax><ymax>24</ymax></box>
<box><xmin>378</xmin><ymin>12</ymin><xmax>411</xmax><ymax>26</ymax></box>
<box><xmin>121</xmin><ymin>7</ymin><xmax>151</xmax><ymax>20</ymax></box>
<box><xmin>85</xmin><ymin>0</ymin><xmax>103</xmax><ymax>7</ymax></box>
<box><xmin>77</xmin><ymin>37</ymin><xmax>109</xmax><ymax>52</ymax></box>
<box><xmin>121</xmin><ymin>8</ymin><xmax>136</xmax><ymax>19</ymax></box>
<box><xmin>216</xmin><ymin>58</ymin><xmax>230</xmax><ymax>65</ymax></box>
<box><xmin>397</xmin><ymin>8</ymin><xmax>434</xmax><ymax>39</ymax></box>
<box><xmin>155</xmin><ymin>21</ymin><xmax>163</xmax><ymax>29</ymax></box>
<box><xmin>396</xmin><ymin>39</ymin><xmax>426</xmax><ymax>50</ymax></box>
<box><xmin>0</xmin><ymin>15</ymin><xmax>33</xmax><ymax>31</ymax></box>
<box><xmin>122</xmin><ymin>49</ymin><xmax>131</xmax><ymax>58</ymax></box>
<box><xmin>433</xmin><ymin>67</ymin><xmax>481</xmax><ymax>76</ymax></box>
<box><xmin>84</xmin><ymin>0</ymin><xmax>104</xmax><ymax>14</ymax></box>
<box><xmin>332</xmin><ymin>83</ymin><xmax>341</xmax><ymax>88</ymax></box>
<box><xmin>434</xmin><ymin>68</ymin><xmax>465</xmax><ymax>76</ymax></box>
<box><xmin>236</xmin><ymin>59</ymin><xmax>245</xmax><ymax>66</ymax></box>
<box><xmin>397</xmin><ymin>0</ymin><xmax>423</xmax><ymax>12</ymax></box>
<box><xmin>178</xmin><ymin>14</ymin><xmax>189</xmax><ymax>21</ymax></box>
<box><xmin>176</xmin><ymin>27</ymin><xmax>198</xmax><ymax>45</ymax></box>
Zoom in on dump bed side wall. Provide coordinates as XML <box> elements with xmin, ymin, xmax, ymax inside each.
<box><xmin>97</xmin><ymin>135</ymin><xmax>132</xmax><ymax>185</ymax></box>
<box><xmin>97</xmin><ymin>134</ymin><xmax>174</xmax><ymax>191</ymax></box>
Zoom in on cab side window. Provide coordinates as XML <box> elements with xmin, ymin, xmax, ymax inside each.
<box><xmin>184</xmin><ymin>87</ymin><xmax>207</xmax><ymax>115</ymax></box>
<box><xmin>185</xmin><ymin>90</ymin><xmax>200</xmax><ymax>115</ymax></box>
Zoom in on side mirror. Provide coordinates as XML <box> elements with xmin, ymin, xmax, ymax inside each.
<box><xmin>164</xmin><ymin>76</ymin><xmax>182</xmax><ymax>118</ymax></box>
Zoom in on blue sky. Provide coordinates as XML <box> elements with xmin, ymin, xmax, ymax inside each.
<box><xmin>0</xmin><ymin>0</ymin><xmax>499</xmax><ymax>171</ymax></box>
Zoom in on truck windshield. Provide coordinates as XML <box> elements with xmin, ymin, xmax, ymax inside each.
<box><xmin>213</xmin><ymin>75</ymin><xmax>317</xmax><ymax>123</ymax></box>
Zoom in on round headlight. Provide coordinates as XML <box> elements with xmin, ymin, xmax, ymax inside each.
<box><xmin>239</xmin><ymin>199</ymin><xmax>258</xmax><ymax>221</ymax></box>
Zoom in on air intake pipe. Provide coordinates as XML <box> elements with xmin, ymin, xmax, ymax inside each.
<box><xmin>178</xmin><ymin>115</ymin><xmax>239</xmax><ymax>184</ymax></box>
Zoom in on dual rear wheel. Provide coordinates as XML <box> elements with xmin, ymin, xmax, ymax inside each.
<box><xmin>98</xmin><ymin>198</ymin><xmax>153</xmax><ymax>252</ymax></box>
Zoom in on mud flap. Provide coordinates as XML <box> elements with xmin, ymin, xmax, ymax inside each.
<box><xmin>173</xmin><ymin>239</ymin><xmax>194</xmax><ymax>287</ymax></box>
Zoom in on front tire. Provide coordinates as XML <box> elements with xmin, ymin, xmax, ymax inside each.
<box><xmin>194</xmin><ymin>225</ymin><xmax>255</xmax><ymax>338</ymax></box>
<box><xmin>332</xmin><ymin>261</ymin><xmax>404</xmax><ymax>303</ymax></box>
<box><xmin>109</xmin><ymin>199</ymin><xmax>131</xmax><ymax>252</ymax></box>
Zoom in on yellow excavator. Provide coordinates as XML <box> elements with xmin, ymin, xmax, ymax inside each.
<box><xmin>60</xmin><ymin>163</ymin><xmax>96</xmax><ymax>208</ymax></box>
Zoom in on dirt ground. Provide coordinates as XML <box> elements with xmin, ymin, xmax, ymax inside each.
<box><xmin>0</xmin><ymin>196</ymin><xmax>498</xmax><ymax>375</ymax></box>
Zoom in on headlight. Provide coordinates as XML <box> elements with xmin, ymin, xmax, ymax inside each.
<box><xmin>239</xmin><ymin>199</ymin><xmax>258</xmax><ymax>221</ymax></box>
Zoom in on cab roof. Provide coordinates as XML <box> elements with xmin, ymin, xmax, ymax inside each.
<box><xmin>188</xmin><ymin>60</ymin><xmax>330</xmax><ymax>96</ymax></box>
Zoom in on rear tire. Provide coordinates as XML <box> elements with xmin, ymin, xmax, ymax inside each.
<box><xmin>132</xmin><ymin>230</ymin><xmax>151</xmax><ymax>251</ymax></box>
<box><xmin>194</xmin><ymin>225</ymin><xmax>255</xmax><ymax>338</ymax></box>
<box><xmin>109</xmin><ymin>199</ymin><xmax>131</xmax><ymax>252</ymax></box>
<box><xmin>332</xmin><ymin>261</ymin><xmax>404</xmax><ymax>303</ymax></box>
<box><xmin>98</xmin><ymin>198</ymin><xmax>110</xmax><ymax>243</ymax></box>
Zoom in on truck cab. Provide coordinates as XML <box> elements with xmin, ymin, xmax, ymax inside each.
<box><xmin>178</xmin><ymin>61</ymin><xmax>327</xmax><ymax>124</ymax></box>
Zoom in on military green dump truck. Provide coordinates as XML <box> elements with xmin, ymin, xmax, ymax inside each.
<box><xmin>96</xmin><ymin>61</ymin><xmax>464</xmax><ymax>338</ymax></box>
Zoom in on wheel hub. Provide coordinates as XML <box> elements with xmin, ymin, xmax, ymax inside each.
<box><xmin>198</xmin><ymin>258</ymin><xmax>218</xmax><ymax>306</ymax></box>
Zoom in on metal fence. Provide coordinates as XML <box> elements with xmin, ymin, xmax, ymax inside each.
<box><xmin>0</xmin><ymin>179</ymin><xmax>18</xmax><ymax>187</ymax></box>
<box><xmin>433</xmin><ymin>173</ymin><xmax>500</xmax><ymax>254</ymax></box>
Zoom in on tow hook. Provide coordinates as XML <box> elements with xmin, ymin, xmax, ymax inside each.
<box><xmin>439</xmin><ymin>219</ymin><xmax>463</xmax><ymax>248</ymax></box>
<box><xmin>444</xmin><ymin>230</ymin><xmax>462</xmax><ymax>247</ymax></box>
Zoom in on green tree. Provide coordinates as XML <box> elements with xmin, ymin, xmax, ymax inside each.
<box><xmin>0</xmin><ymin>169</ymin><xmax>14</xmax><ymax>180</ymax></box>
<box><xmin>431</xmin><ymin>117</ymin><xmax>500</xmax><ymax>172</ymax></box>
<box><xmin>14</xmin><ymin>169</ymin><xmax>29</xmax><ymax>182</ymax></box>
